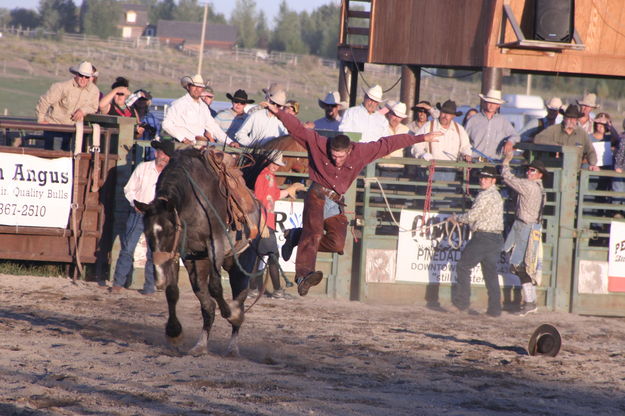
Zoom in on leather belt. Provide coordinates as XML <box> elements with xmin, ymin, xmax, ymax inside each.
<box><xmin>311</xmin><ymin>182</ymin><xmax>344</xmax><ymax>204</ymax></box>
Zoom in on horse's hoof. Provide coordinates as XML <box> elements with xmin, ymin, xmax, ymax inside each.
<box><xmin>225</xmin><ymin>346</ymin><xmax>240</xmax><ymax>358</ymax></box>
<box><xmin>188</xmin><ymin>344</ymin><xmax>209</xmax><ymax>356</ymax></box>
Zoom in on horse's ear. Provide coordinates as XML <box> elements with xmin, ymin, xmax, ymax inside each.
<box><xmin>135</xmin><ymin>201</ymin><xmax>149</xmax><ymax>213</ymax></box>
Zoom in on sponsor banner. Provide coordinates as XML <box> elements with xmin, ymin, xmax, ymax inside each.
<box><xmin>274</xmin><ymin>200</ymin><xmax>304</xmax><ymax>273</ymax></box>
<box><xmin>0</xmin><ymin>153</ymin><xmax>73</xmax><ymax>228</ymax></box>
<box><xmin>396</xmin><ymin>209</ymin><xmax>518</xmax><ymax>286</ymax></box>
<box><xmin>608</xmin><ymin>221</ymin><xmax>625</xmax><ymax>292</ymax></box>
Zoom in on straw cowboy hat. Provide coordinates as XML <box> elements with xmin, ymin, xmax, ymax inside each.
<box><xmin>364</xmin><ymin>84</ymin><xmax>384</xmax><ymax>102</ymax></box>
<box><xmin>560</xmin><ymin>104</ymin><xmax>584</xmax><ymax>118</ymax></box>
<box><xmin>546</xmin><ymin>97</ymin><xmax>564</xmax><ymax>111</ymax></box>
<box><xmin>69</xmin><ymin>61</ymin><xmax>94</xmax><ymax>78</ymax></box>
<box><xmin>577</xmin><ymin>93</ymin><xmax>600</xmax><ymax>108</ymax></box>
<box><xmin>387</xmin><ymin>101</ymin><xmax>408</xmax><ymax>118</ymax></box>
<box><xmin>226</xmin><ymin>89</ymin><xmax>254</xmax><ymax>104</ymax></box>
<box><xmin>479</xmin><ymin>89</ymin><xmax>506</xmax><ymax>105</ymax></box>
<box><xmin>528</xmin><ymin>324</ymin><xmax>561</xmax><ymax>357</ymax></box>
<box><xmin>318</xmin><ymin>91</ymin><xmax>346</xmax><ymax>109</ymax></box>
<box><xmin>181</xmin><ymin>74</ymin><xmax>206</xmax><ymax>89</ymax></box>
<box><xmin>436</xmin><ymin>100</ymin><xmax>463</xmax><ymax>116</ymax></box>
<box><xmin>271</xmin><ymin>152</ymin><xmax>286</xmax><ymax>167</ymax></box>
<box><xmin>263</xmin><ymin>83</ymin><xmax>286</xmax><ymax>96</ymax></box>
<box><xmin>268</xmin><ymin>89</ymin><xmax>287</xmax><ymax>107</ymax></box>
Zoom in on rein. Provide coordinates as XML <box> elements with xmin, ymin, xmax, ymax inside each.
<box><xmin>152</xmin><ymin>201</ymin><xmax>183</xmax><ymax>266</ymax></box>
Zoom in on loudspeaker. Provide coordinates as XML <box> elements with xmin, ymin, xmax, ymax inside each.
<box><xmin>534</xmin><ymin>0</ymin><xmax>574</xmax><ymax>42</ymax></box>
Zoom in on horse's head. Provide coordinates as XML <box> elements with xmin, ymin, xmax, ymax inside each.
<box><xmin>135</xmin><ymin>197</ymin><xmax>181</xmax><ymax>290</ymax></box>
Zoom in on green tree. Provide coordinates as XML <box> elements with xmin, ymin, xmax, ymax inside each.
<box><xmin>150</xmin><ymin>0</ymin><xmax>175</xmax><ymax>23</ymax></box>
<box><xmin>39</xmin><ymin>0</ymin><xmax>78</xmax><ymax>33</ymax></box>
<box><xmin>255</xmin><ymin>11</ymin><xmax>269</xmax><ymax>49</ymax></box>
<box><xmin>82</xmin><ymin>0</ymin><xmax>122</xmax><ymax>39</ymax></box>
<box><xmin>269</xmin><ymin>1</ymin><xmax>308</xmax><ymax>54</ymax></box>
<box><xmin>230</xmin><ymin>0</ymin><xmax>258</xmax><ymax>48</ymax></box>
<box><xmin>9</xmin><ymin>8</ymin><xmax>41</xmax><ymax>29</ymax></box>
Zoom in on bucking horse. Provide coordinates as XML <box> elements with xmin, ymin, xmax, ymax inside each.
<box><xmin>135</xmin><ymin>146</ymin><xmax>267</xmax><ymax>356</ymax></box>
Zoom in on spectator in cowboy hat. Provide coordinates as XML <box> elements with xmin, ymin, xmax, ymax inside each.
<box><xmin>408</xmin><ymin>101</ymin><xmax>436</xmax><ymax>133</ymax></box>
<box><xmin>314</xmin><ymin>91</ymin><xmax>346</xmax><ymax>131</ymax></box>
<box><xmin>215</xmin><ymin>89</ymin><xmax>255</xmax><ymax>138</ymax></box>
<box><xmin>200</xmin><ymin>85</ymin><xmax>218</xmax><ymax>117</ymax></box>
<box><xmin>235</xmin><ymin>83</ymin><xmax>288</xmax><ymax>146</ymax></box>
<box><xmin>520</xmin><ymin>97</ymin><xmax>565</xmax><ymax>142</ymax></box>
<box><xmin>162</xmin><ymin>74</ymin><xmax>236</xmax><ymax>147</ymax></box>
<box><xmin>339</xmin><ymin>84</ymin><xmax>389</xmax><ymax>142</ymax></box>
<box><xmin>534</xmin><ymin>104</ymin><xmax>598</xmax><ymax>170</ymax></box>
<box><xmin>377</xmin><ymin>101</ymin><xmax>411</xmax><ymax>174</ymax></box>
<box><xmin>465</xmin><ymin>89</ymin><xmax>519</xmax><ymax>161</ymax></box>
<box><xmin>449</xmin><ymin>165</ymin><xmax>504</xmax><ymax>317</ymax></box>
<box><xmin>108</xmin><ymin>139</ymin><xmax>175</xmax><ymax>295</ymax></box>
<box><xmin>36</xmin><ymin>60</ymin><xmax>100</xmax><ymax>150</ymax></box>
<box><xmin>577</xmin><ymin>92</ymin><xmax>600</xmax><ymax>134</ymax></box>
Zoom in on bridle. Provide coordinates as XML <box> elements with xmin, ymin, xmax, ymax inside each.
<box><xmin>152</xmin><ymin>198</ymin><xmax>183</xmax><ymax>266</ymax></box>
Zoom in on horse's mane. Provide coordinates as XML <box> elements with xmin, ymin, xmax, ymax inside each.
<box><xmin>240</xmin><ymin>135</ymin><xmax>297</xmax><ymax>189</ymax></box>
<box><xmin>156</xmin><ymin>148</ymin><xmax>207</xmax><ymax>207</ymax></box>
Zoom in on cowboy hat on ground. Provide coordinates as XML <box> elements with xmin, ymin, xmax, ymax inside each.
<box><xmin>387</xmin><ymin>101</ymin><xmax>408</xmax><ymax>118</ymax></box>
<box><xmin>364</xmin><ymin>84</ymin><xmax>384</xmax><ymax>102</ymax></box>
<box><xmin>479</xmin><ymin>89</ymin><xmax>506</xmax><ymax>105</ymax></box>
<box><xmin>69</xmin><ymin>61</ymin><xmax>94</xmax><ymax>78</ymax></box>
<box><xmin>318</xmin><ymin>91</ymin><xmax>346</xmax><ymax>109</ymax></box>
<box><xmin>226</xmin><ymin>89</ymin><xmax>254</xmax><ymax>104</ymax></box>
<box><xmin>528</xmin><ymin>324</ymin><xmax>561</xmax><ymax>357</ymax></box>
<box><xmin>151</xmin><ymin>140</ymin><xmax>175</xmax><ymax>158</ymax></box>
<box><xmin>436</xmin><ymin>100</ymin><xmax>463</xmax><ymax>116</ymax></box>
<box><xmin>560</xmin><ymin>104</ymin><xmax>584</xmax><ymax>119</ymax></box>
<box><xmin>546</xmin><ymin>97</ymin><xmax>564</xmax><ymax>111</ymax></box>
<box><xmin>577</xmin><ymin>93</ymin><xmax>600</xmax><ymax>108</ymax></box>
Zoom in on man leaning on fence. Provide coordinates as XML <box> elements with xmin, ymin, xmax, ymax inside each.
<box><xmin>36</xmin><ymin>61</ymin><xmax>100</xmax><ymax>150</ymax></box>
<box><xmin>501</xmin><ymin>150</ymin><xmax>547</xmax><ymax>316</ymax></box>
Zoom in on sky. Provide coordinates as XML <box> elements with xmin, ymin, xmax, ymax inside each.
<box><xmin>1</xmin><ymin>0</ymin><xmax>341</xmax><ymax>26</ymax></box>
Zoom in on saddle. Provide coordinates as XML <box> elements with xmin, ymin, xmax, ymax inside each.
<box><xmin>203</xmin><ymin>148</ymin><xmax>264</xmax><ymax>244</ymax></box>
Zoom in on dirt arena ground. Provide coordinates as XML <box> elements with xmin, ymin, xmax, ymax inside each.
<box><xmin>1</xmin><ymin>274</ymin><xmax>624</xmax><ymax>416</ymax></box>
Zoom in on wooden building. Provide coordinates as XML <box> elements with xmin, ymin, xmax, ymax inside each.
<box><xmin>338</xmin><ymin>0</ymin><xmax>625</xmax><ymax>115</ymax></box>
<box><xmin>156</xmin><ymin>20</ymin><xmax>237</xmax><ymax>51</ymax></box>
<box><xmin>119</xmin><ymin>4</ymin><xmax>149</xmax><ymax>38</ymax></box>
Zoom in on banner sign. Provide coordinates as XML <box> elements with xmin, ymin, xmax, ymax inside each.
<box><xmin>608</xmin><ymin>220</ymin><xmax>625</xmax><ymax>292</ymax></box>
<box><xmin>0</xmin><ymin>153</ymin><xmax>73</xmax><ymax>228</ymax></box>
<box><xmin>274</xmin><ymin>200</ymin><xmax>304</xmax><ymax>273</ymax></box>
<box><xmin>396</xmin><ymin>209</ymin><xmax>518</xmax><ymax>286</ymax></box>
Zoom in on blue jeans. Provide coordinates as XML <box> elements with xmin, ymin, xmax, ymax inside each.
<box><xmin>504</xmin><ymin>219</ymin><xmax>532</xmax><ymax>267</ymax></box>
<box><xmin>113</xmin><ymin>210</ymin><xmax>155</xmax><ymax>292</ymax></box>
<box><xmin>613</xmin><ymin>177</ymin><xmax>625</xmax><ymax>205</ymax></box>
<box><xmin>452</xmin><ymin>231</ymin><xmax>503</xmax><ymax>315</ymax></box>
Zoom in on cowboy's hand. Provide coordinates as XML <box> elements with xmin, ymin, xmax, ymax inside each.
<box><xmin>502</xmin><ymin>149</ymin><xmax>513</xmax><ymax>165</ymax></box>
<box><xmin>463</xmin><ymin>154</ymin><xmax>473</xmax><ymax>162</ymax></box>
<box><xmin>503</xmin><ymin>141</ymin><xmax>515</xmax><ymax>154</ymax></box>
<box><xmin>203</xmin><ymin>132</ymin><xmax>216</xmax><ymax>143</ymax></box>
<box><xmin>182</xmin><ymin>138</ymin><xmax>193</xmax><ymax>144</ymax></box>
<box><xmin>423</xmin><ymin>131</ymin><xmax>443</xmax><ymax>142</ymax></box>
<box><xmin>71</xmin><ymin>109</ymin><xmax>85</xmax><ymax>121</ymax></box>
<box><xmin>260</xmin><ymin>101</ymin><xmax>279</xmax><ymax>114</ymax></box>
<box><xmin>589</xmin><ymin>165</ymin><xmax>600</xmax><ymax>171</ymax></box>
<box><xmin>286</xmin><ymin>182</ymin><xmax>305</xmax><ymax>198</ymax></box>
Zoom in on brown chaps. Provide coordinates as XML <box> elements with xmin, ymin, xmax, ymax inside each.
<box><xmin>295</xmin><ymin>185</ymin><xmax>348</xmax><ymax>278</ymax></box>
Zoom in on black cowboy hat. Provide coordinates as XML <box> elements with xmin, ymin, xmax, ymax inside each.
<box><xmin>528</xmin><ymin>324</ymin><xmax>561</xmax><ymax>357</ymax></box>
<box><xmin>479</xmin><ymin>166</ymin><xmax>499</xmax><ymax>179</ymax></box>
<box><xmin>559</xmin><ymin>104</ymin><xmax>583</xmax><ymax>119</ymax></box>
<box><xmin>226</xmin><ymin>89</ymin><xmax>254</xmax><ymax>104</ymax></box>
<box><xmin>436</xmin><ymin>100</ymin><xmax>463</xmax><ymax>116</ymax></box>
<box><xmin>527</xmin><ymin>159</ymin><xmax>549</xmax><ymax>176</ymax></box>
<box><xmin>151</xmin><ymin>140</ymin><xmax>175</xmax><ymax>158</ymax></box>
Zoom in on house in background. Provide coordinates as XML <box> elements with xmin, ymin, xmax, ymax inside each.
<box><xmin>156</xmin><ymin>20</ymin><xmax>237</xmax><ymax>51</ymax></box>
<box><xmin>119</xmin><ymin>4</ymin><xmax>149</xmax><ymax>38</ymax></box>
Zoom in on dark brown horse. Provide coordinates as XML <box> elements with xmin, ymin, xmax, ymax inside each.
<box><xmin>252</xmin><ymin>135</ymin><xmax>308</xmax><ymax>186</ymax></box>
<box><xmin>135</xmin><ymin>147</ymin><xmax>263</xmax><ymax>356</ymax></box>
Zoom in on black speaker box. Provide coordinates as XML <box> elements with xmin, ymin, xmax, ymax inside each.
<box><xmin>534</xmin><ymin>0</ymin><xmax>574</xmax><ymax>42</ymax></box>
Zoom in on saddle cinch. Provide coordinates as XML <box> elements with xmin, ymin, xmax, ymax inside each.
<box><xmin>203</xmin><ymin>148</ymin><xmax>266</xmax><ymax>250</ymax></box>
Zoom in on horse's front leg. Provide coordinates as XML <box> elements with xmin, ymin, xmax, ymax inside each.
<box><xmin>222</xmin><ymin>253</ymin><xmax>252</xmax><ymax>357</ymax></box>
<box><xmin>184</xmin><ymin>258</ymin><xmax>216</xmax><ymax>356</ymax></box>
<box><xmin>162</xmin><ymin>259</ymin><xmax>184</xmax><ymax>348</ymax></box>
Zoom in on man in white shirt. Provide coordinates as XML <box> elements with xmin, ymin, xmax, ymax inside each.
<box><xmin>339</xmin><ymin>84</ymin><xmax>389</xmax><ymax>143</ymax></box>
<box><xmin>577</xmin><ymin>92</ymin><xmax>600</xmax><ymax>134</ymax></box>
<box><xmin>109</xmin><ymin>140</ymin><xmax>174</xmax><ymax>294</ymax></box>
<box><xmin>162</xmin><ymin>74</ymin><xmax>236</xmax><ymax>147</ymax></box>
<box><xmin>235</xmin><ymin>85</ymin><xmax>288</xmax><ymax>146</ymax></box>
<box><xmin>314</xmin><ymin>91</ymin><xmax>345</xmax><ymax>131</ymax></box>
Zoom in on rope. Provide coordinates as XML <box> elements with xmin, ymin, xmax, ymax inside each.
<box><xmin>422</xmin><ymin>160</ymin><xmax>436</xmax><ymax>222</ymax></box>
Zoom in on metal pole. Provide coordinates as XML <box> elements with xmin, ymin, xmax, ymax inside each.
<box><xmin>197</xmin><ymin>3</ymin><xmax>208</xmax><ymax>75</ymax></box>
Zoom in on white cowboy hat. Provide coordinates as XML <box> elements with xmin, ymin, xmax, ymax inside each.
<box><xmin>478</xmin><ymin>89</ymin><xmax>506</xmax><ymax>105</ymax></box>
<box><xmin>577</xmin><ymin>93</ymin><xmax>600</xmax><ymax>108</ymax></box>
<box><xmin>268</xmin><ymin>89</ymin><xmax>287</xmax><ymax>107</ymax></box>
<box><xmin>318</xmin><ymin>91</ymin><xmax>347</xmax><ymax>109</ymax></box>
<box><xmin>69</xmin><ymin>61</ymin><xmax>94</xmax><ymax>78</ymax></box>
<box><xmin>272</xmin><ymin>152</ymin><xmax>286</xmax><ymax>167</ymax></box>
<box><xmin>387</xmin><ymin>101</ymin><xmax>408</xmax><ymax>118</ymax></box>
<box><xmin>263</xmin><ymin>82</ymin><xmax>286</xmax><ymax>96</ymax></box>
<box><xmin>180</xmin><ymin>74</ymin><xmax>207</xmax><ymax>89</ymax></box>
<box><xmin>364</xmin><ymin>84</ymin><xmax>384</xmax><ymax>102</ymax></box>
<box><xmin>546</xmin><ymin>97</ymin><xmax>563</xmax><ymax>111</ymax></box>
